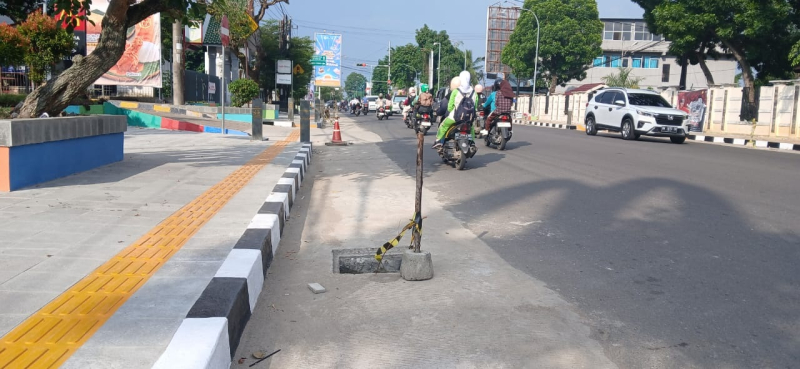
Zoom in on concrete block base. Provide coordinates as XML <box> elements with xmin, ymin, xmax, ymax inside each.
<box><xmin>400</xmin><ymin>250</ymin><xmax>434</xmax><ymax>281</ymax></box>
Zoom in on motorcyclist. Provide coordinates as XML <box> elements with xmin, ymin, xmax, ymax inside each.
<box><xmin>350</xmin><ymin>97</ymin><xmax>360</xmax><ymax>113</ymax></box>
<box><xmin>376</xmin><ymin>93</ymin><xmax>387</xmax><ymax>114</ymax></box>
<box><xmin>433</xmin><ymin>71</ymin><xmax>478</xmax><ymax>149</ymax></box>
<box><xmin>413</xmin><ymin>84</ymin><xmax>434</xmax><ymax>116</ymax></box>
<box><xmin>403</xmin><ymin>87</ymin><xmax>417</xmax><ymax>121</ymax></box>
<box><xmin>482</xmin><ymin>78</ymin><xmax>514</xmax><ymax>135</ymax></box>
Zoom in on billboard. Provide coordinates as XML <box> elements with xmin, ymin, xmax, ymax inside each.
<box><xmin>485</xmin><ymin>6</ymin><xmax>520</xmax><ymax>77</ymax></box>
<box><xmin>314</xmin><ymin>33</ymin><xmax>342</xmax><ymax>87</ymax></box>
<box><xmin>678</xmin><ymin>89</ymin><xmax>708</xmax><ymax>133</ymax></box>
<box><xmin>86</xmin><ymin>0</ymin><xmax>162</xmax><ymax>87</ymax></box>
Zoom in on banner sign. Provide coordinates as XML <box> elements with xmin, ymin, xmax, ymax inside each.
<box><xmin>54</xmin><ymin>9</ymin><xmax>86</xmax><ymax>69</ymax></box>
<box><xmin>314</xmin><ymin>33</ymin><xmax>342</xmax><ymax>87</ymax></box>
<box><xmin>276</xmin><ymin>73</ymin><xmax>292</xmax><ymax>85</ymax></box>
<box><xmin>87</xmin><ymin>0</ymin><xmax>161</xmax><ymax>87</ymax></box>
<box><xmin>678</xmin><ymin>89</ymin><xmax>708</xmax><ymax>132</ymax></box>
<box><xmin>277</xmin><ymin>60</ymin><xmax>292</xmax><ymax>74</ymax></box>
<box><xmin>208</xmin><ymin>82</ymin><xmax>216</xmax><ymax>94</ymax></box>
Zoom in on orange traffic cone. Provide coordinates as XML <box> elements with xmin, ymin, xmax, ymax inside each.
<box><xmin>326</xmin><ymin>119</ymin><xmax>348</xmax><ymax>146</ymax></box>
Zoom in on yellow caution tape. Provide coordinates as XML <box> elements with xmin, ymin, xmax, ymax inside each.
<box><xmin>375</xmin><ymin>213</ymin><xmax>424</xmax><ymax>261</ymax></box>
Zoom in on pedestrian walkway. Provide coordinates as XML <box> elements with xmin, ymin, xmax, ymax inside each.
<box><xmin>233</xmin><ymin>116</ymin><xmax>616</xmax><ymax>368</ymax></box>
<box><xmin>0</xmin><ymin>126</ymin><xmax>303</xmax><ymax>368</ymax></box>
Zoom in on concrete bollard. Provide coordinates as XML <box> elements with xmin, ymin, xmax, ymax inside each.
<box><xmin>400</xmin><ymin>250</ymin><xmax>433</xmax><ymax>281</ymax></box>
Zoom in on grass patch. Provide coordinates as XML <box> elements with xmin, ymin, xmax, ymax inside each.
<box><xmin>0</xmin><ymin>94</ymin><xmax>26</xmax><ymax>108</ymax></box>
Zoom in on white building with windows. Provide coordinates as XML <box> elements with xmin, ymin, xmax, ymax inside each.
<box><xmin>560</xmin><ymin>18</ymin><xmax>738</xmax><ymax>92</ymax></box>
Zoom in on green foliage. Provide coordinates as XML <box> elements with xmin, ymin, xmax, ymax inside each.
<box><xmin>0</xmin><ymin>107</ymin><xmax>11</xmax><ymax>119</ymax></box>
<box><xmin>790</xmin><ymin>41</ymin><xmax>800</xmax><ymax>69</ymax></box>
<box><xmin>0</xmin><ymin>0</ymin><xmax>45</xmax><ymax>24</ymax></box>
<box><xmin>208</xmin><ymin>0</ymin><xmax>255</xmax><ymax>51</ymax></box>
<box><xmin>632</xmin><ymin>0</ymin><xmax>799</xmax><ymax>98</ymax></box>
<box><xmin>502</xmin><ymin>0</ymin><xmax>603</xmax><ymax>92</ymax></box>
<box><xmin>320</xmin><ymin>87</ymin><xmax>343</xmax><ymax>101</ymax></box>
<box><xmin>0</xmin><ymin>24</ymin><xmax>25</xmax><ymax>67</ymax></box>
<box><xmin>257</xmin><ymin>20</ymin><xmax>314</xmax><ymax>101</ymax></box>
<box><xmin>16</xmin><ymin>11</ymin><xmax>74</xmax><ymax>84</ymax></box>
<box><xmin>0</xmin><ymin>94</ymin><xmax>27</xmax><ymax>107</ymax></box>
<box><xmin>601</xmin><ymin>67</ymin><xmax>643</xmax><ymax>88</ymax></box>
<box><xmin>228</xmin><ymin>78</ymin><xmax>260</xmax><ymax>107</ymax></box>
<box><xmin>345</xmin><ymin>73</ymin><xmax>367</xmax><ymax>97</ymax></box>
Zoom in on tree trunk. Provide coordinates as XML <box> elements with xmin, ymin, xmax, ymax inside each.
<box><xmin>549</xmin><ymin>75</ymin><xmax>558</xmax><ymax>94</ymax></box>
<box><xmin>722</xmin><ymin>40</ymin><xmax>756</xmax><ymax>108</ymax></box>
<box><xmin>697</xmin><ymin>52</ymin><xmax>715</xmax><ymax>86</ymax></box>
<box><xmin>172</xmin><ymin>20</ymin><xmax>185</xmax><ymax>105</ymax></box>
<box><xmin>679</xmin><ymin>55</ymin><xmax>688</xmax><ymax>91</ymax></box>
<box><xmin>17</xmin><ymin>0</ymin><xmax>167</xmax><ymax>118</ymax></box>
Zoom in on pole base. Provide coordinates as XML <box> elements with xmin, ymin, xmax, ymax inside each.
<box><xmin>325</xmin><ymin>141</ymin><xmax>350</xmax><ymax>146</ymax></box>
<box><xmin>400</xmin><ymin>250</ymin><xmax>433</xmax><ymax>281</ymax></box>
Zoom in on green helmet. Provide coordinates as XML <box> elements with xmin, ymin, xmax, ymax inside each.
<box><xmin>420</xmin><ymin>84</ymin><xmax>429</xmax><ymax>93</ymax></box>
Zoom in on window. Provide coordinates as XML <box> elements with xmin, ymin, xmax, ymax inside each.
<box><xmin>662</xmin><ymin>64</ymin><xmax>671</xmax><ymax>82</ymax></box>
<box><xmin>628</xmin><ymin>93</ymin><xmax>672</xmax><ymax>107</ymax></box>
<box><xmin>631</xmin><ymin>57</ymin><xmax>642</xmax><ymax>68</ymax></box>
<box><xmin>604</xmin><ymin>22</ymin><xmax>631</xmax><ymax>40</ymax></box>
<box><xmin>634</xmin><ymin>23</ymin><xmax>652</xmax><ymax>41</ymax></box>
<box><xmin>622</xmin><ymin>58</ymin><xmax>629</xmax><ymax>68</ymax></box>
<box><xmin>597</xmin><ymin>92</ymin><xmax>614</xmax><ymax>104</ymax></box>
<box><xmin>609</xmin><ymin>55</ymin><xmax>621</xmax><ymax>68</ymax></box>
<box><xmin>593</xmin><ymin>56</ymin><xmax>606</xmax><ymax>67</ymax></box>
<box><xmin>643</xmin><ymin>56</ymin><xmax>658</xmax><ymax>69</ymax></box>
<box><xmin>610</xmin><ymin>91</ymin><xmax>626</xmax><ymax>105</ymax></box>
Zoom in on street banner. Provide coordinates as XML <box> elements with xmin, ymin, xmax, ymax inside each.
<box><xmin>87</xmin><ymin>0</ymin><xmax>161</xmax><ymax>87</ymax></box>
<box><xmin>208</xmin><ymin>82</ymin><xmax>216</xmax><ymax>94</ymax></box>
<box><xmin>678</xmin><ymin>89</ymin><xmax>708</xmax><ymax>132</ymax></box>
<box><xmin>314</xmin><ymin>33</ymin><xmax>342</xmax><ymax>87</ymax></box>
<box><xmin>277</xmin><ymin>60</ymin><xmax>292</xmax><ymax>74</ymax></box>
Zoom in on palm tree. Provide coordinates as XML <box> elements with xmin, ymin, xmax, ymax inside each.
<box><xmin>602</xmin><ymin>67</ymin><xmax>644</xmax><ymax>88</ymax></box>
<box><xmin>465</xmin><ymin>49</ymin><xmax>485</xmax><ymax>85</ymax></box>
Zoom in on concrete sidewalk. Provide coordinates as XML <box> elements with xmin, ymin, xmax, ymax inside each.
<box><xmin>0</xmin><ymin>127</ymin><xmax>303</xmax><ymax>368</ymax></box>
<box><xmin>233</xmin><ymin>116</ymin><xmax>616</xmax><ymax>368</ymax></box>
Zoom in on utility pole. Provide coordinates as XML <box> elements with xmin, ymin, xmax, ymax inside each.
<box><xmin>388</xmin><ymin>41</ymin><xmax>391</xmax><ymax>94</ymax></box>
<box><xmin>172</xmin><ymin>20</ymin><xmax>185</xmax><ymax>105</ymax></box>
<box><xmin>434</xmin><ymin>42</ymin><xmax>441</xmax><ymax>92</ymax></box>
<box><xmin>429</xmin><ymin>50</ymin><xmax>434</xmax><ymax>88</ymax></box>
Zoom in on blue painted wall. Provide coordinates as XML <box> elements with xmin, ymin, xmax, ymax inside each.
<box><xmin>216</xmin><ymin>113</ymin><xmax>253</xmax><ymax>123</ymax></box>
<box><xmin>8</xmin><ymin>133</ymin><xmax>124</xmax><ymax>190</ymax></box>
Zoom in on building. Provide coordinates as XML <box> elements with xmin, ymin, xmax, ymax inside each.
<box><xmin>561</xmin><ymin>18</ymin><xmax>738</xmax><ymax>92</ymax></box>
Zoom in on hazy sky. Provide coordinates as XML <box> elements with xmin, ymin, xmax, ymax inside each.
<box><xmin>276</xmin><ymin>0</ymin><xmax>644</xmax><ymax>81</ymax></box>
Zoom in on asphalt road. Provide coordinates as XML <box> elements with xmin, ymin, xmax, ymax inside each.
<box><xmin>346</xmin><ymin>112</ymin><xmax>800</xmax><ymax>368</ymax></box>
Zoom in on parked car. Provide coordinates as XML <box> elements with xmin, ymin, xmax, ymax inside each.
<box><xmin>584</xmin><ymin>88</ymin><xmax>691</xmax><ymax>144</ymax></box>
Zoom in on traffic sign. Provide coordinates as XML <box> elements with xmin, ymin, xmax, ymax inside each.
<box><xmin>310</xmin><ymin>55</ymin><xmax>326</xmax><ymax>66</ymax></box>
<box><xmin>293</xmin><ymin>64</ymin><xmax>304</xmax><ymax>74</ymax></box>
<box><xmin>220</xmin><ymin>15</ymin><xmax>230</xmax><ymax>47</ymax></box>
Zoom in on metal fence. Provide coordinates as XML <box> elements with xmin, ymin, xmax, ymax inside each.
<box><xmin>0</xmin><ymin>71</ymin><xmax>32</xmax><ymax>95</ymax></box>
<box><xmin>185</xmin><ymin>70</ymin><xmax>221</xmax><ymax>104</ymax></box>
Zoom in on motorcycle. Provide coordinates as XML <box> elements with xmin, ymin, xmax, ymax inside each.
<box><xmin>376</xmin><ymin>106</ymin><xmax>388</xmax><ymax>120</ymax></box>
<box><xmin>351</xmin><ymin>103</ymin><xmax>362</xmax><ymax>116</ymax></box>
<box><xmin>438</xmin><ymin>122</ymin><xmax>477</xmax><ymax>170</ymax></box>
<box><xmin>484</xmin><ymin>112</ymin><xmax>513</xmax><ymax>151</ymax></box>
<box><xmin>362</xmin><ymin>104</ymin><xmax>369</xmax><ymax>116</ymax></box>
<box><xmin>404</xmin><ymin>107</ymin><xmax>415</xmax><ymax>129</ymax></box>
<box><xmin>414</xmin><ymin>109</ymin><xmax>433</xmax><ymax>135</ymax></box>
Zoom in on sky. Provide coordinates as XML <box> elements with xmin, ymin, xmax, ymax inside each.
<box><xmin>275</xmin><ymin>0</ymin><xmax>644</xmax><ymax>81</ymax></box>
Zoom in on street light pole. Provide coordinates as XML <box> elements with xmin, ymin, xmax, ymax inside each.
<box><xmin>521</xmin><ymin>7</ymin><xmax>540</xmax><ymax>116</ymax></box>
<box><xmin>433</xmin><ymin>42</ymin><xmax>441</xmax><ymax>92</ymax></box>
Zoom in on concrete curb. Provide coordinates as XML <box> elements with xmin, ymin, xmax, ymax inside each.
<box><xmin>514</xmin><ymin>120</ymin><xmax>577</xmax><ymax>130</ymax></box>
<box><xmin>153</xmin><ymin>142</ymin><xmax>313</xmax><ymax>369</ymax></box>
<box><xmin>686</xmin><ymin>135</ymin><xmax>800</xmax><ymax>151</ymax></box>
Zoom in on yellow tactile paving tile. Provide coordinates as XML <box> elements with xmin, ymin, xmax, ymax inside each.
<box><xmin>0</xmin><ymin>130</ymin><xmax>300</xmax><ymax>369</ymax></box>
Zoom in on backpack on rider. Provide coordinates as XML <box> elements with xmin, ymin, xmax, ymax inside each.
<box><xmin>454</xmin><ymin>90</ymin><xmax>476</xmax><ymax>123</ymax></box>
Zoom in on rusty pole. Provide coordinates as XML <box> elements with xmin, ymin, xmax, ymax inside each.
<box><xmin>413</xmin><ymin>130</ymin><xmax>424</xmax><ymax>253</ymax></box>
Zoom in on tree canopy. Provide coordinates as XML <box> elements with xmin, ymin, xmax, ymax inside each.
<box><xmin>344</xmin><ymin>73</ymin><xmax>367</xmax><ymax>98</ymax></box>
<box><xmin>502</xmin><ymin>0</ymin><xmax>603</xmax><ymax>93</ymax></box>
<box><xmin>631</xmin><ymin>0</ymin><xmax>800</xmax><ymax>107</ymax></box>
<box><xmin>258</xmin><ymin>20</ymin><xmax>314</xmax><ymax>101</ymax></box>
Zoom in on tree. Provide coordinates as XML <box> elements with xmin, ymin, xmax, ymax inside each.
<box><xmin>0</xmin><ymin>0</ymin><xmax>44</xmax><ymax>24</ymax></box>
<box><xmin>631</xmin><ymin>0</ymin><xmax>799</xmax><ymax>112</ymax></box>
<box><xmin>15</xmin><ymin>10</ymin><xmax>74</xmax><ymax>85</ymax></box>
<box><xmin>0</xmin><ymin>24</ymin><xmax>25</xmax><ymax>67</ymax></box>
<box><xmin>345</xmin><ymin>73</ymin><xmax>367</xmax><ymax>97</ymax></box>
<box><xmin>17</xmin><ymin>0</ymin><xmax>205</xmax><ymax>118</ymax></box>
<box><xmin>602</xmin><ymin>67</ymin><xmax>643</xmax><ymax>88</ymax></box>
<box><xmin>320</xmin><ymin>86</ymin><xmax>343</xmax><ymax>101</ymax></box>
<box><xmin>228</xmin><ymin>78</ymin><xmax>259</xmax><ymax>107</ymax></box>
<box><xmin>257</xmin><ymin>20</ymin><xmax>314</xmax><ymax>101</ymax></box>
<box><xmin>502</xmin><ymin>0</ymin><xmax>603</xmax><ymax>93</ymax></box>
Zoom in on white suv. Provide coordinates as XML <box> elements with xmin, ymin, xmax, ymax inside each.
<box><xmin>584</xmin><ymin>88</ymin><xmax>691</xmax><ymax>144</ymax></box>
